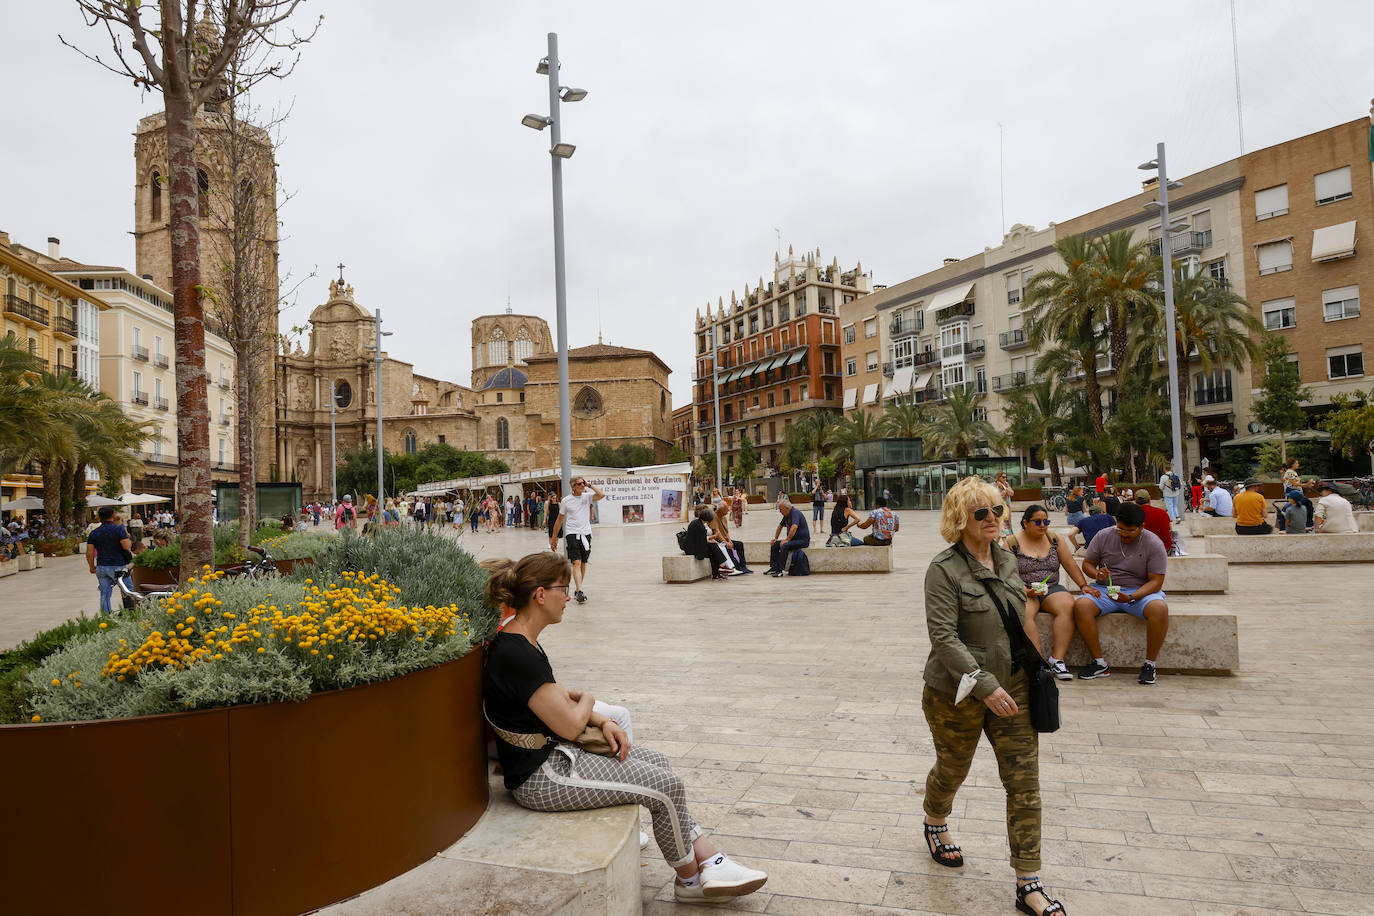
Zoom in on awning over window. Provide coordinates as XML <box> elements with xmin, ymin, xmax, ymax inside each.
<box><xmin>1312</xmin><ymin>220</ymin><xmax>1357</xmax><ymax>262</ymax></box>
<box><xmin>842</xmin><ymin>387</ymin><xmax>857</xmax><ymax>410</ymax></box>
<box><xmin>913</xmin><ymin>369</ymin><xmax>936</xmax><ymax>390</ymax></box>
<box><xmin>884</xmin><ymin>365</ymin><xmax>914</xmax><ymax>398</ymax></box>
<box><xmin>862</xmin><ymin>383</ymin><xmax>878</xmax><ymax>405</ymax></box>
<box><xmin>764</xmin><ymin>355</ymin><xmax>785</xmax><ymax>371</ymax></box>
<box><xmin>738</xmin><ymin>364</ymin><xmax>758</xmax><ymax>379</ymax></box>
<box><xmin>924</xmin><ymin>281</ymin><xmax>976</xmax><ymax>313</ymax></box>
<box><xmin>785</xmin><ymin>349</ymin><xmax>807</xmax><ymax>366</ymax></box>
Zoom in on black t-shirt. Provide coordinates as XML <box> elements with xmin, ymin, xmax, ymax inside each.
<box><xmin>1066</xmin><ymin>495</ymin><xmax>1085</xmax><ymax>513</ymax></box>
<box><xmin>86</xmin><ymin>523</ymin><xmax>130</xmax><ymax>567</ymax></box>
<box><xmin>1100</xmin><ymin>494</ymin><xmax>1121</xmax><ymax>517</ymax></box>
<box><xmin>830</xmin><ymin>505</ymin><xmax>847</xmax><ymax>536</ymax></box>
<box><xmin>483</xmin><ymin>631</ymin><xmax>559</xmax><ymax>790</ymax></box>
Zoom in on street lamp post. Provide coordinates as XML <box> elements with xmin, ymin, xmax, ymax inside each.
<box><xmin>522</xmin><ymin>33</ymin><xmax>586</xmax><ymax>495</ymax></box>
<box><xmin>710</xmin><ymin>328</ymin><xmax>723</xmax><ymax>490</ymax></box>
<box><xmin>364</xmin><ymin>309</ymin><xmax>392</xmax><ymax>510</ymax></box>
<box><xmin>1141</xmin><ymin>142</ymin><xmax>1187</xmax><ymax>485</ymax></box>
<box><xmin>329</xmin><ymin>379</ymin><xmax>337</xmax><ymax>505</ymax></box>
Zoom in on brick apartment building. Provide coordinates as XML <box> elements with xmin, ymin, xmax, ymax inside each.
<box><xmin>692</xmin><ymin>248</ymin><xmax>872</xmax><ymax>476</ymax></box>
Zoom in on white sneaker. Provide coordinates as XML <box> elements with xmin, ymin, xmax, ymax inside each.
<box><xmin>1050</xmin><ymin>659</ymin><xmax>1072</xmax><ymax>681</ymax></box>
<box><xmin>700</xmin><ymin>857</ymin><xmax>768</xmax><ymax>898</ymax></box>
<box><xmin>640</xmin><ymin>831</ymin><xmax>650</xmax><ymax>849</ymax></box>
<box><xmin>673</xmin><ymin>879</ymin><xmax>717</xmax><ymax>903</ymax></box>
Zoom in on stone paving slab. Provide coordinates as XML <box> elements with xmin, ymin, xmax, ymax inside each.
<box><xmin>5</xmin><ymin>510</ymin><xmax>1374</xmax><ymax>914</ymax></box>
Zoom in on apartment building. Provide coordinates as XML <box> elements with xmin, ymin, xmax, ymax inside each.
<box><xmin>670</xmin><ymin>403</ymin><xmax>694</xmax><ymax>460</ymax></box>
<box><xmin>692</xmin><ymin>248</ymin><xmax>872</xmax><ymax>475</ymax></box>
<box><xmin>48</xmin><ymin>260</ymin><xmax>240</xmax><ymax>500</ymax></box>
<box><xmin>840</xmin><ymin>116</ymin><xmax>1373</xmax><ymax>471</ymax></box>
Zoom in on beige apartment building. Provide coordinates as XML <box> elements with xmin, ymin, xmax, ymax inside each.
<box><xmin>45</xmin><ymin>258</ymin><xmax>240</xmax><ymax>500</ymax></box>
<box><xmin>840</xmin><ymin>116</ymin><xmax>1373</xmax><ymax>471</ymax></box>
<box><xmin>692</xmin><ymin>248</ymin><xmax>872</xmax><ymax>476</ymax></box>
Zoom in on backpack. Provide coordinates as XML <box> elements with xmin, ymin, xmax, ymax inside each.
<box><xmin>872</xmin><ymin>508</ymin><xmax>897</xmax><ymax>539</ymax></box>
<box><xmin>1169</xmin><ymin>472</ymin><xmax>1182</xmax><ymax>492</ymax></box>
<box><xmin>676</xmin><ymin>528</ymin><xmax>691</xmax><ymax>554</ymax></box>
<box><xmin>788</xmin><ymin>550</ymin><xmax>811</xmax><ymax>576</ymax></box>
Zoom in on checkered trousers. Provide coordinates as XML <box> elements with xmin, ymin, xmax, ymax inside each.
<box><xmin>513</xmin><ymin>744</ymin><xmax>702</xmax><ymax>867</ymax></box>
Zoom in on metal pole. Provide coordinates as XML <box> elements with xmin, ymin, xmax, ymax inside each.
<box><xmin>548</xmin><ymin>32</ymin><xmax>573</xmax><ymax>495</ymax></box>
<box><xmin>711</xmin><ymin>328</ymin><xmax>722</xmax><ymax>490</ymax></box>
<box><xmin>329</xmin><ymin>379</ymin><xmax>337</xmax><ymax>505</ymax></box>
<box><xmin>1157</xmin><ymin>142</ymin><xmax>1187</xmax><ymax>486</ymax></box>
<box><xmin>375</xmin><ymin>308</ymin><xmax>385</xmax><ymax>508</ymax></box>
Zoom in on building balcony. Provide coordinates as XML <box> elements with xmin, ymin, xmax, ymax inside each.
<box><xmin>131</xmin><ymin>392</ymin><xmax>149</xmax><ymax>406</ymax></box>
<box><xmin>218</xmin><ymin>378</ymin><xmax>232</xmax><ymax>390</ymax></box>
<box><xmin>1150</xmin><ymin>231</ymin><xmax>1210</xmax><ymax>257</ymax></box>
<box><xmin>154</xmin><ymin>396</ymin><xmax>169</xmax><ymax>411</ymax></box>
<box><xmin>52</xmin><ymin>315</ymin><xmax>78</xmax><ymax>339</ymax></box>
<box><xmin>1194</xmin><ymin>386</ymin><xmax>1233</xmax><ymax>407</ymax></box>
<box><xmin>219</xmin><ymin>417</ymin><xmax>232</xmax><ymax>427</ymax></box>
<box><xmin>744</xmin><ymin>396</ymin><xmax>838</xmax><ymax>422</ymax></box>
<box><xmin>991</xmin><ymin>371</ymin><xmax>1027</xmax><ymax>393</ymax></box>
<box><xmin>966</xmin><ymin>339</ymin><xmax>986</xmax><ymax>357</ymax></box>
<box><xmin>889</xmin><ymin>316</ymin><xmax>923</xmax><ymax>338</ymax></box>
<box><xmin>4</xmin><ymin>295</ymin><xmax>49</xmax><ymax>327</ymax></box>
<box><xmin>882</xmin><ymin>362</ymin><xmax>895</xmax><ymax>378</ymax></box>
<box><xmin>935</xmin><ymin>301</ymin><xmax>975</xmax><ymax>324</ymax></box>
<box><xmin>154</xmin><ymin>353</ymin><xmax>170</xmax><ymax>369</ymax></box>
<box><xmin>132</xmin><ymin>345</ymin><xmax>149</xmax><ymax>362</ymax></box>
<box><xmin>213</xmin><ymin>460</ymin><xmax>239</xmax><ymax>472</ymax></box>
<box><xmin>818</xmin><ymin>304</ymin><xmax>835</xmax><ymax>315</ymax></box>
<box><xmin>912</xmin><ymin>349</ymin><xmax>938</xmax><ymax>368</ymax></box>
<box><xmin>141</xmin><ymin>451</ymin><xmax>176</xmax><ymax>467</ymax></box>
<box><xmin>999</xmin><ymin>328</ymin><xmax>1029</xmax><ymax>350</ymax></box>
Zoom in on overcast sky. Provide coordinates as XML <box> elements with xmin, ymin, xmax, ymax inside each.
<box><xmin>3</xmin><ymin>1</ymin><xmax>1371</xmax><ymax>407</ymax></box>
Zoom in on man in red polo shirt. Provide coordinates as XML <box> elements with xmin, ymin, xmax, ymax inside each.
<box><xmin>1133</xmin><ymin>492</ymin><xmax>1173</xmax><ymax>553</ymax></box>
<box><xmin>1095</xmin><ymin>472</ymin><xmax>1107</xmax><ymax>496</ymax></box>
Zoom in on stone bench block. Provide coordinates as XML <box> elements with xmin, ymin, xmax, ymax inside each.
<box><xmin>739</xmin><ymin>542</ymin><xmax>892</xmax><ymax>572</ymax></box>
<box><xmin>662</xmin><ymin>555</ymin><xmax>712</xmax><ymax>583</ymax></box>
<box><xmin>1203</xmin><ymin>532</ymin><xmax>1374</xmax><ymax>563</ymax></box>
<box><xmin>1360</xmin><ymin>512</ymin><xmax>1374</xmax><ymax>532</ymax></box>
<box><xmin>1186</xmin><ymin>515</ymin><xmax>1245</xmax><ymax>537</ymax></box>
<box><xmin>1059</xmin><ymin>554</ymin><xmax>1228</xmax><ymax>594</ymax></box>
<box><xmin>1035</xmin><ymin>612</ymin><xmax>1237</xmax><ymax>675</ymax></box>
<box><xmin>0</xmin><ymin>560</ymin><xmax>17</xmax><ymax>578</ymax></box>
<box><xmin>16</xmin><ymin>554</ymin><xmax>38</xmax><ymax>571</ymax></box>
<box><xmin>321</xmin><ymin>774</ymin><xmax>639</xmax><ymax>916</ymax></box>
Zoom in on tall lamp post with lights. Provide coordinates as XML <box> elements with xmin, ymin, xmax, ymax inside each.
<box><xmin>1140</xmin><ymin>143</ymin><xmax>1188</xmax><ymax>482</ymax></box>
<box><xmin>521</xmin><ymin>33</ymin><xmax>587</xmax><ymax>495</ymax></box>
<box><xmin>363</xmin><ymin>310</ymin><xmax>392</xmax><ymax>510</ymax></box>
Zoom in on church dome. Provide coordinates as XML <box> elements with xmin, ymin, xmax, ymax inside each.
<box><xmin>479</xmin><ymin>367</ymin><xmax>527</xmax><ymax>391</ymax></box>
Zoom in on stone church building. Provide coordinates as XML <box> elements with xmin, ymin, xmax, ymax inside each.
<box><xmin>272</xmin><ymin>287</ymin><xmax>674</xmax><ymax>501</ymax></box>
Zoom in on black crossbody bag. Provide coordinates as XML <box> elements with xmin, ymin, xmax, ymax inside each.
<box><xmin>983</xmin><ymin>583</ymin><xmax>1061</xmax><ymax>734</ymax></box>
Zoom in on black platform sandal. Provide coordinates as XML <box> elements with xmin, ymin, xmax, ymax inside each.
<box><xmin>923</xmin><ymin>822</ymin><xmax>963</xmax><ymax>868</ymax></box>
<box><xmin>1015</xmin><ymin>877</ymin><xmax>1066</xmax><ymax>915</ymax></box>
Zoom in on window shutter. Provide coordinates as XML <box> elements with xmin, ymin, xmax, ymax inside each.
<box><xmin>1257</xmin><ymin>241</ymin><xmax>1292</xmax><ymax>273</ymax></box>
<box><xmin>1191</xmin><ymin>209</ymin><xmax>1212</xmax><ymax>232</ymax></box>
<box><xmin>1255</xmin><ymin>185</ymin><xmax>1288</xmax><ymax>218</ymax></box>
<box><xmin>1314</xmin><ymin>167</ymin><xmax>1352</xmax><ymax>204</ymax></box>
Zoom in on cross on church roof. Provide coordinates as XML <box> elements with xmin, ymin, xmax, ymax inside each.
<box><xmin>337</xmin><ymin>262</ymin><xmax>346</xmax><ymax>284</ymax></box>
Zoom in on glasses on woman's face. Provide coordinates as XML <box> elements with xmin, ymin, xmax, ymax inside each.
<box><xmin>543</xmin><ymin>584</ymin><xmax>571</xmax><ymax>594</ymax></box>
<box><xmin>972</xmin><ymin>505</ymin><xmax>1005</xmax><ymax>521</ymax></box>
<box><xmin>1029</xmin><ymin>518</ymin><xmax>1051</xmax><ymax>527</ymax></box>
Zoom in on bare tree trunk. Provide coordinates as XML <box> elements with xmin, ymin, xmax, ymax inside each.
<box><xmin>1048</xmin><ymin>451</ymin><xmax>1062</xmax><ymax>488</ymax></box>
<box><xmin>166</xmin><ymin>89</ymin><xmax>214</xmax><ymax>580</ymax></box>
<box><xmin>64</xmin><ymin>463</ymin><xmax>83</xmax><ymax>532</ymax></box>
<box><xmin>1084</xmin><ymin>372</ymin><xmax>1105</xmax><ymax>437</ymax></box>
<box><xmin>236</xmin><ymin>363</ymin><xmax>257</xmax><ymax>547</ymax></box>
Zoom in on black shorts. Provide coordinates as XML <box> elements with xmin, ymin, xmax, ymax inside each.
<box><xmin>565</xmin><ymin>534</ymin><xmax>592</xmax><ymax>563</ymax></box>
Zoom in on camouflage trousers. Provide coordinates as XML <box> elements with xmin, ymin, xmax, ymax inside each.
<box><xmin>922</xmin><ymin>679</ymin><xmax>1041</xmax><ymax>871</ymax></box>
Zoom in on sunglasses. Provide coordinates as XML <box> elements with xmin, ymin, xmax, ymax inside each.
<box><xmin>972</xmin><ymin>505</ymin><xmax>1005</xmax><ymax>521</ymax></box>
<box><xmin>1028</xmin><ymin>518</ymin><xmax>1051</xmax><ymax>527</ymax></box>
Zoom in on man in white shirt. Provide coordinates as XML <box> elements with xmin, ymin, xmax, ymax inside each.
<box><xmin>1314</xmin><ymin>481</ymin><xmax>1358</xmax><ymax>533</ymax></box>
<box><xmin>552</xmin><ymin>476</ymin><xmax>605</xmax><ymax>603</ymax></box>
<box><xmin>1201</xmin><ymin>477</ymin><xmax>1232</xmax><ymax>518</ymax></box>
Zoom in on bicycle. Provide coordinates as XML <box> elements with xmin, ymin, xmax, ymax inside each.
<box><xmin>1041</xmin><ymin>486</ymin><xmax>1068</xmax><ymax>511</ymax></box>
<box><xmin>220</xmin><ymin>545</ymin><xmax>278</xmax><ymax>580</ymax></box>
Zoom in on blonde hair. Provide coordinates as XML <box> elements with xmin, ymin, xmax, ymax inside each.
<box><xmin>939</xmin><ymin>475</ymin><xmax>1005</xmax><ymax>543</ymax></box>
<box><xmin>481</xmin><ymin>552</ymin><xmax>572</xmax><ymax>610</ymax></box>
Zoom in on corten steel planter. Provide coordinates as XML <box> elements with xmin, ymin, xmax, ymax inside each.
<box><xmin>129</xmin><ymin>564</ymin><xmax>178</xmax><ymax>589</ymax></box>
<box><xmin>0</xmin><ymin>649</ymin><xmax>489</xmax><ymax>916</ymax></box>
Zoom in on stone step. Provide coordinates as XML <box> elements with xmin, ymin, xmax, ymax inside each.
<box><xmin>1203</xmin><ymin>532</ymin><xmax>1374</xmax><ymax>563</ymax></box>
<box><xmin>737</xmin><ymin>542</ymin><xmax>892</xmax><ymax>571</ymax></box>
<box><xmin>1034</xmin><ymin>611</ymin><xmax>1237</xmax><ymax>675</ymax></box>
<box><xmin>318</xmin><ymin>773</ymin><xmax>640</xmax><ymax>916</ymax></box>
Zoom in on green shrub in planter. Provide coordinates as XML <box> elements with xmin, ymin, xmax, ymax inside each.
<box><xmin>0</xmin><ymin>614</ymin><xmax>119</xmax><ymax>724</ymax></box>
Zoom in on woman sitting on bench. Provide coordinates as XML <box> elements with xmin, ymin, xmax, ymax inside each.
<box><xmin>483</xmin><ymin>552</ymin><xmax>768</xmax><ymax>902</ymax></box>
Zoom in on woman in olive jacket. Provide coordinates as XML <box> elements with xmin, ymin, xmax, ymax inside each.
<box><xmin>921</xmin><ymin>475</ymin><xmax>1066</xmax><ymax>916</ymax></box>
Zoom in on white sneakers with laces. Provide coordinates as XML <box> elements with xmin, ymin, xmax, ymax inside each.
<box><xmin>673</xmin><ymin>857</ymin><xmax>768</xmax><ymax>902</ymax></box>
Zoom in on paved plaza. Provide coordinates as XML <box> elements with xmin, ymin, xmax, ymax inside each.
<box><xmin>5</xmin><ymin>512</ymin><xmax>1374</xmax><ymax>915</ymax></box>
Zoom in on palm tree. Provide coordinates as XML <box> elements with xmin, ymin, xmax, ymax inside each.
<box><xmin>0</xmin><ymin>338</ymin><xmax>46</xmax><ymax>471</ymax></box>
<box><xmin>66</xmin><ymin>397</ymin><xmax>151</xmax><ymax>531</ymax></box>
<box><xmin>826</xmin><ymin>410</ymin><xmax>883</xmax><ymax>467</ymax></box>
<box><xmin>1094</xmin><ymin>228</ymin><xmax>1157</xmax><ymax>376</ymax></box>
<box><xmin>1023</xmin><ymin>234</ymin><xmax>1110</xmax><ymax>437</ymax></box>
<box><xmin>922</xmin><ymin>386</ymin><xmax>1004</xmax><ymax>459</ymax></box>
<box><xmin>1130</xmin><ymin>266</ymin><xmax>1262</xmax><ymax>431</ymax></box>
<box><xmin>880</xmin><ymin>395</ymin><xmax>928</xmax><ymax>438</ymax></box>
<box><xmin>790</xmin><ymin>408</ymin><xmax>840</xmax><ymax>475</ymax></box>
<box><xmin>1003</xmin><ymin>378</ymin><xmax>1073</xmax><ymax>486</ymax></box>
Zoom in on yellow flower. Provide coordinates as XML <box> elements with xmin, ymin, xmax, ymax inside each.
<box><xmin>51</xmin><ymin>678</ymin><xmax>60</xmax><ymax>686</ymax></box>
<box><xmin>257</xmin><ymin>647</ymin><xmax>266</xmax><ymax>654</ymax></box>
<box><xmin>31</xmin><ymin>715</ymin><xmax>41</xmax><ymax>722</ymax></box>
<box><xmin>99</xmin><ymin>622</ymin><xmax>109</xmax><ymax>629</ymax></box>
